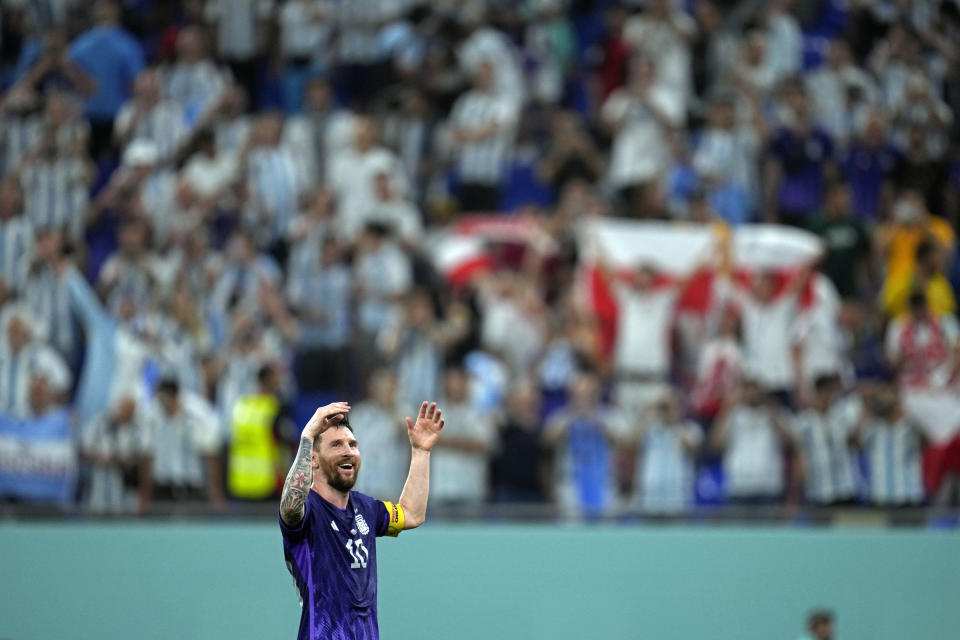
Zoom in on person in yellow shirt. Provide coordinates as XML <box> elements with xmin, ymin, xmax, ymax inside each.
<box><xmin>882</xmin><ymin>238</ymin><xmax>957</xmax><ymax>318</ymax></box>
<box><xmin>228</xmin><ymin>364</ymin><xmax>295</xmax><ymax>500</ymax></box>
<box><xmin>876</xmin><ymin>190</ymin><xmax>955</xmax><ymax>278</ymax></box>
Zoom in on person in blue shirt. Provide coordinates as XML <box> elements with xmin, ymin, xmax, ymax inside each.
<box><xmin>278</xmin><ymin>399</ymin><xmax>444</xmax><ymax>640</ymax></box>
<box><xmin>68</xmin><ymin>0</ymin><xmax>145</xmax><ymax>158</ymax></box>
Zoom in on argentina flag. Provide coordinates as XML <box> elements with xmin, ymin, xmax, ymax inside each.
<box><xmin>0</xmin><ymin>409</ymin><xmax>76</xmax><ymax>502</ymax></box>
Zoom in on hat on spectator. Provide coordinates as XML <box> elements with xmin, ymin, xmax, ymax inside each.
<box><xmin>123</xmin><ymin>139</ymin><xmax>159</xmax><ymax>168</ymax></box>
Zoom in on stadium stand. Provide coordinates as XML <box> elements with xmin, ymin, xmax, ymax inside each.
<box><xmin>0</xmin><ymin>0</ymin><xmax>958</xmax><ymax>520</ymax></box>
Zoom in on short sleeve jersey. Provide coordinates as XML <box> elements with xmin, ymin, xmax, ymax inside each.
<box><xmin>280</xmin><ymin>490</ymin><xmax>403</xmax><ymax>640</ymax></box>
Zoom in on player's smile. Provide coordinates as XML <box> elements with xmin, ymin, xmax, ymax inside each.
<box><xmin>333</xmin><ymin>456</ymin><xmax>360</xmax><ymax>481</ymax></box>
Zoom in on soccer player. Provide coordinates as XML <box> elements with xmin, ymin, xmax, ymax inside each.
<box><xmin>278</xmin><ymin>399</ymin><xmax>444</xmax><ymax>639</ymax></box>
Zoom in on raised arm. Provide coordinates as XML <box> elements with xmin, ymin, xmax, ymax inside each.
<box><xmin>398</xmin><ymin>402</ymin><xmax>445</xmax><ymax>530</ymax></box>
<box><xmin>709</xmin><ymin>394</ymin><xmax>737</xmax><ymax>455</ymax></box>
<box><xmin>279</xmin><ymin>402</ymin><xmax>351</xmax><ymax>527</ymax></box>
<box><xmin>64</xmin><ymin>263</ymin><xmax>109</xmax><ymax>330</ymax></box>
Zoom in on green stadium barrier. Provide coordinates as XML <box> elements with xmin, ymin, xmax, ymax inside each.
<box><xmin>0</xmin><ymin>523</ymin><xmax>957</xmax><ymax>640</ymax></box>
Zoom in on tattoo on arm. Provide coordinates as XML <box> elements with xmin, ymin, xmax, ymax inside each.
<box><xmin>280</xmin><ymin>437</ymin><xmax>314</xmax><ymax>527</ymax></box>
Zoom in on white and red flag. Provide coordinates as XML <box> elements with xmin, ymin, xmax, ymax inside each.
<box><xmin>577</xmin><ymin>219</ymin><xmax>824</xmax><ymax>361</ymax></box>
<box><xmin>431</xmin><ymin>214</ymin><xmax>559</xmax><ymax>286</ymax></box>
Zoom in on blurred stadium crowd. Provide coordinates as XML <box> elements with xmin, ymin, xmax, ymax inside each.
<box><xmin>0</xmin><ymin>0</ymin><xmax>959</xmax><ymax>517</ymax></box>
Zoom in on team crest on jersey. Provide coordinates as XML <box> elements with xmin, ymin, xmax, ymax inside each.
<box><xmin>354</xmin><ymin>513</ymin><xmax>370</xmax><ymax>536</ymax></box>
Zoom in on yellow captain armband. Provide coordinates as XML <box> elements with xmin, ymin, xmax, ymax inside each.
<box><xmin>383</xmin><ymin>501</ymin><xmax>405</xmax><ymax>537</ymax></box>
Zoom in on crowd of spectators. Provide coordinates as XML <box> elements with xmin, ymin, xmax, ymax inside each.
<box><xmin>0</xmin><ymin>0</ymin><xmax>958</xmax><ymax>517</ymax></box>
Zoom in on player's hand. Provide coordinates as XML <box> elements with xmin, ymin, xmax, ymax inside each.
<box><xmin>302</xmin><ymin>402</ymin><xmax>351</xmax><ymax>440</ymax></box>
<box><xmin>406</xmin><ymin>401</ymin><xmax>444</xmax><ymax>452</ymax></box>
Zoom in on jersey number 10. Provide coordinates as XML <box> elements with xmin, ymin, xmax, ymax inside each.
<box><xmin>346</xmin><ymin>538</ymin><xmax>369</xmax><ymax>569</ymax></box>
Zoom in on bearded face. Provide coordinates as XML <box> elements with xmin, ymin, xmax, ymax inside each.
<box><xmin>315</xmin><ymin>426</ymin><xmax>361</xmax><ymax>492</ymax></box>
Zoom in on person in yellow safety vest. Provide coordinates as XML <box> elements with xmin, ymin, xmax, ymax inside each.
<box><xmin>228</xmin><ymin>365</ymin><xmax>292</xmax><ymax>500</ymax></box>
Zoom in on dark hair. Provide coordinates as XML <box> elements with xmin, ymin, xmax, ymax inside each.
<box><xmin>316</xmin><ymin>413</ymin><xmax>352</xmax><ymax>442</ymax></box>
<box><xmin>908</xmin><ymin>290</ymin><xmax>927</xmax><ymax>311</ymax></box>
<box><xmin>119</xmin><ymin>216</ymin><xmax>148</xmax><ymax>233</ymax></box>
<box><xmin>193</xmin><ymin>128</ymin><xmax>215</xmax><ymax>149</ymax></box>
<box><xmin>257</xmin><ymin>364</ymin><xmax>275</xmax><ymax>386</ymax></box>
<box><xmin>444</xmin><ymin>360</ymin><xmax>467</xmax><ymax>376</ymax></box>
<box><xmin>305</xmin><ymin>75</ymin><xmax>330</xmax><ymax>90</ymax></box>
<box><xmin>915</xmin><ymin>238</ymin><xmax>936</xmax><ymax>264</ymax></box>
<box><xmin>826</xmin><ymin>179</ymin><xmax>849</xmax><ymax>196</ymax></box>
<box><xmin>814</xmin><ymin>374</ymin><xmax>838</xmax><ymax>393</ymax></box>
<box><xmin>156</xmin><ymin>377</ymin><xmax>180</xmax><ymax>396</ymax></box>
<box><xmin>364</xmin><ymin>221</ymin><xmax>392</xmax><ymax>237</ymax></box>
<box><xmin>807</xmin><ymin>609</ymin><xmax>834</xmax><ymax>628</ymax></box>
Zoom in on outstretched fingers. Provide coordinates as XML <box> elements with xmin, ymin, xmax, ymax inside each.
<box><xmin>434</xmin><ymin>408</ymin><xmax>442</xmax><ymax>426</ymax></box>
<box><xmin>418</xmin><ymin>401</ymin><xmax>428</xmax><ymax>420</ymax></box>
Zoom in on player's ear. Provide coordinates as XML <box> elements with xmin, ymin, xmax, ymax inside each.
<box><xmin>310</xmin><ymin>446</ymin><xmax>319</xmax><ymax>469</ymax></box>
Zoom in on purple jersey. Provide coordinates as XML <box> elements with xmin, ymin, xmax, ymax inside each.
<box><xmin>280</xmin><ymin>490</ymin><xmax>392</xmax><ymax>640</ymax></box>
<box><xmin>770</xmin><ymin>126</ymin><xmax>833</xmax><ymax>218</ymax></box>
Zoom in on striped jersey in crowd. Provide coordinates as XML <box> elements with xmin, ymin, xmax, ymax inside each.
<box><xmin>722</xmin><ymin>405</ymin><xmax>785</xmax><ymax>499</ymax></box>
<box><xmin>0</xmin><ymin>113</ymin><xmax>42</xmax><ymax>177</ymax></box>
<box><xmin>245</xmin><ymin>146</ymin><xmax>305</xmax><ymax>243</ymax></box>
<box><xmin>638</xmin><ymin>420</ymin><xmax>702</xmax><ymax>513</ymax></box>
<box><xmin>0</xmin><ymin>322</ymin><xmax>72</xmax><ymax>419</ymax></box>
<box><xmin>20</xmin><ymin>157</ymin><xmax>88</xmax><ymax>240</ymax></box>
<box><xmin>0</xmin><ymin>114</ymin><xmax>87</xmax><ymax>177</ymax></box>
<box><xmin>114</xmin><ymin>100</ymin><xmax>188</xmax><ymax>162</ymax></box>
<box><xmin>165</xmin><ymin>61</ymin><xmax>229</xmax><ymax>125</ymax></box>
<box><xmin>24</xmin><ymin>266</ymin><xmax>77</xmax><ymax>361</ymax></box>
<box><xmin>861</xmin><ymin>418</ymin><xmax>925</xmax><ymax>505</ymax></box>
<box><xmin>98</xmin><ymin>255</ymin><xmax>158</xmax><ymax>318</ymax></box>
<box><xmin>449</xmin><ymin>89</ymin><xmax>518</xmax><ymax>187</ymax></box>
<box><xmin>0</xmin><ymin>214</ymin><xmax>32</xmax><ymax>292</ymax></box>
<box><xmin>286</xmin><ymin>259</ymin><xmax>351</xmax><ymax>349</ymax></box>
<box><xmin>392</xmin><ymin>327</ymin><xmax>442</xmax><ymax>413</ymax></box>
<box><xmin>335</xmin><ymin>0</ymin><xmax>393</xmax><ymax>64</ymax></box>
<box><xmin>791</xmin><ymin>402</ymin><xmax>859</xmax><ymax>504</ymax></box>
